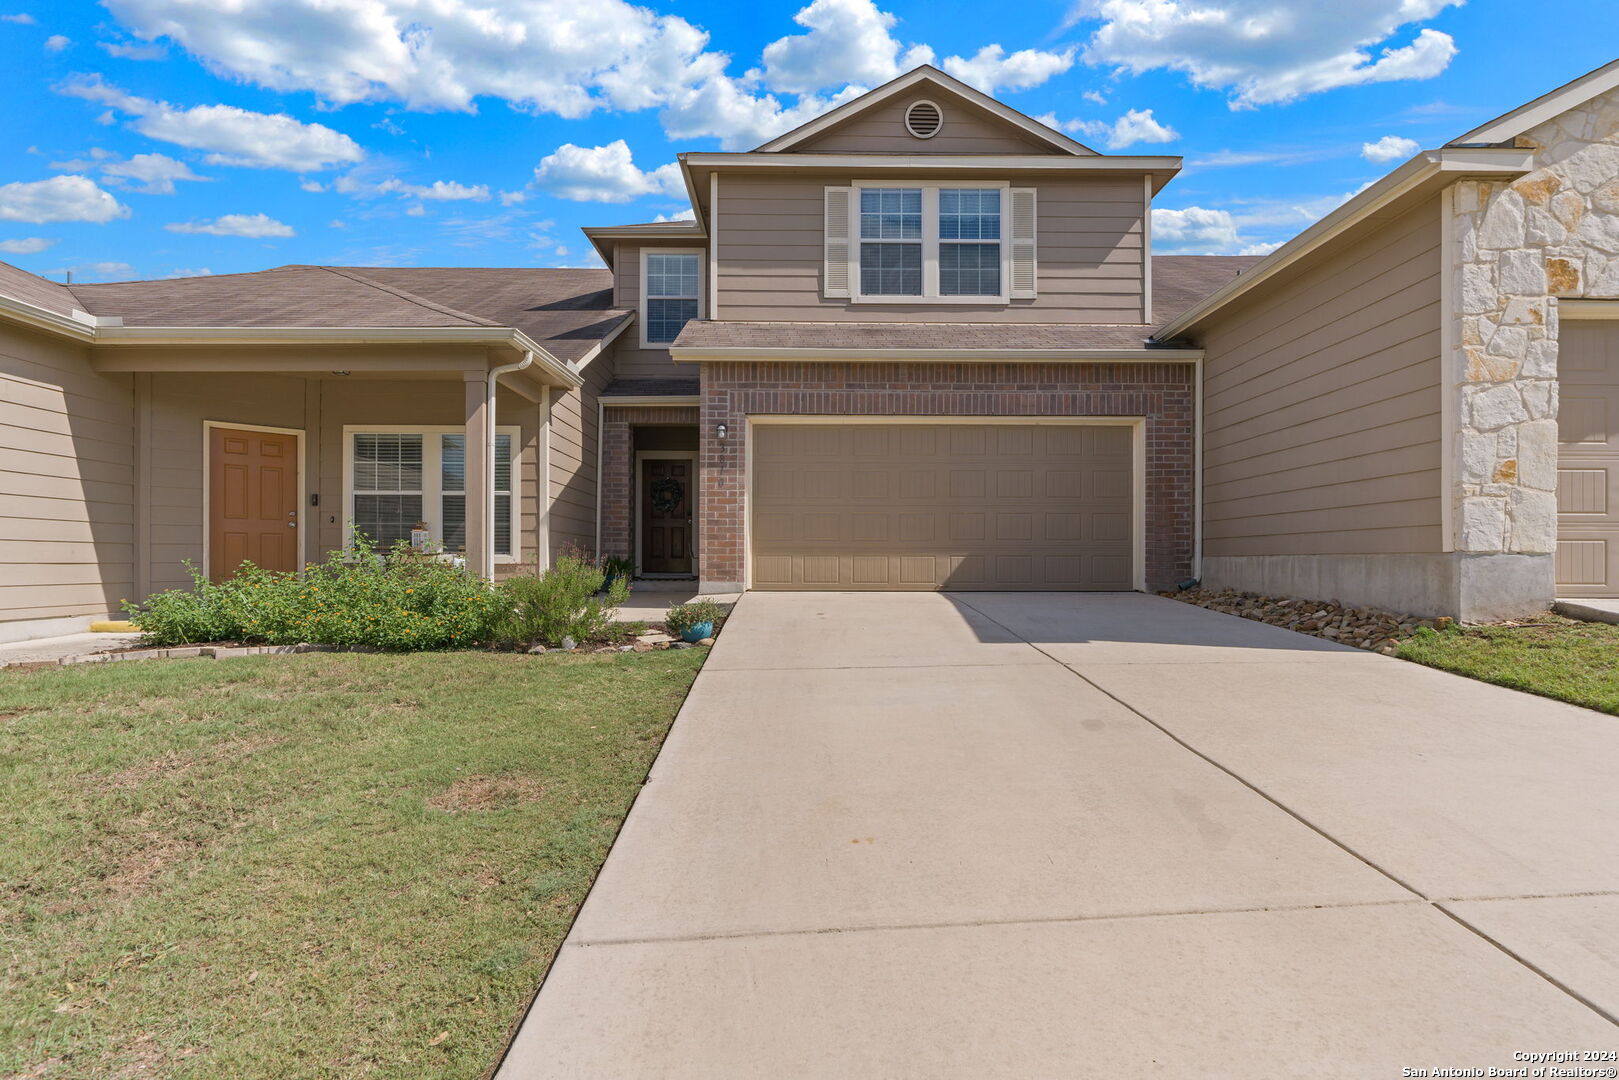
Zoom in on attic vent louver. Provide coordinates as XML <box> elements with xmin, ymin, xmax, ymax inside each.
<box><xmin>904</xmin><ymin>100</ymin><xmax>942</xmax><ymax>139</ymax></box>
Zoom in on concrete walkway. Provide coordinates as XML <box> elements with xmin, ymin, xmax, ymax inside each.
<box><xmin>498</xmin><ymin>592</ymin><xmax>1619</xmax><ymax>1078</ymax></box>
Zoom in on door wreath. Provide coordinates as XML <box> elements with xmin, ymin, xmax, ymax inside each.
<box><xmin>650</xmin><ymin>475</ymin><xmax>684</xmax><ymax>514</ymax></box>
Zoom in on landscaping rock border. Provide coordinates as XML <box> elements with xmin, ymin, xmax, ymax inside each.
<box><xmin>1164</xmin><ymin>587</ymin><xmax>1452</xmax><ymax>656</ymax></box>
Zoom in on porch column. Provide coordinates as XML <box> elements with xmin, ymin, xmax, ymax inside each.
<box><xmin>463</xmin><ymin>370</ymin><xmax>493</xmax><ymax>580</ymax></box>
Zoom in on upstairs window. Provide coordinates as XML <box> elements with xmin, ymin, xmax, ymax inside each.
<box><xmin>642</xmin><ymin>251</ymin><xmax>701</xmax><ymax>346</ymax></box>
<box><xmin>848</xmin><ymin>183</ymin><xmax>1010</xmax><ymax>302</ymax></box>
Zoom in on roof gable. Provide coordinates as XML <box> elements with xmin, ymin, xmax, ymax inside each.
<box><xmin>756</xmin><ymin>66</ymin><xmax>1095</xmax><ymax>156</ymax></box>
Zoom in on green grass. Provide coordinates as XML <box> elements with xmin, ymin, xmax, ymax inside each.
<box><xmin>0</xmin><ymin>649</ymin><xmax>705</xmax><ymax>1079</ymax></box>
<box><xmin>1397</xmin><ymin>615</ymin><xmax>1619</xmax><ymax>714</ymax></box>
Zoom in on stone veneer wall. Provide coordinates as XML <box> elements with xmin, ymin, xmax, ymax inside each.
<box><xmin>598</xmin><ymin>405</ymin><xmax>700</xmax><ymax>562</ymax></box>
<box><xmin>1450</xmin><ymin>88</ymin><xmax>1619</xmax><ymax>561</ymax></box>
<box><xmin>697</xmin><ymin>361</ymin><xmax>1195</xmax><ymax>592</ymax></box>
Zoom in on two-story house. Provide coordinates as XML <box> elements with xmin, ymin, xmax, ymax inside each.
<box><xmin>4</xmin><ymin>60</ymin><xmax>1619</xmax><ymax>640</ymax></box>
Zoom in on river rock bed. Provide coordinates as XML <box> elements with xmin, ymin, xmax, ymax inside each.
<box><xmin>1163</xmin><ymin>587</ymin><xmax>1452</xmax><ymax>655</ymax></box>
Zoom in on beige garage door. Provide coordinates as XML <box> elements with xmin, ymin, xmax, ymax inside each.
<box><xmin>1557</xmin><ymin>321</ymin><xmax>1619</xmax><ymax>596</ymax></box>
<box><xmin>751</xmin><ymin>422</ymin><xmax>1134</xmax><ymax>591</ymax></box>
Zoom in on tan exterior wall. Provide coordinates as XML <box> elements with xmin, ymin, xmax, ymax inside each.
<box><xmin>713</xmin><ymin>174</ymin><xmax>1145</xmax><ymax>323</ymax></box>
<box><xmin>548</xmin><ymin>359</ymin><xmax>611</xmax><ymax>558</ymax></box>
<box><xmin>785</xmin><ymin>94</ymin><xmax>1061</xmax><ymax>155</ymax></box>
<box><xmin>142</xmin><ymin>370</ymin><xmax>555</xmax><ymax>593</ymax></box>
<box><xmin>1199</xmin><ymin>196</ymin><xmax>1444</xmax><ymax>558</ymax></box>
<box><xmin>0</xmin><ymin>321</ymin><xmax>135</xmax><ymax>639</ymax></box>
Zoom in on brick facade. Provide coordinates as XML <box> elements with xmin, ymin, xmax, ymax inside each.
<box><xmin>697</xmin><ymin>361</ymin><xmax>1196</xmax><ymax>591</ymax></box>
<box><xmin>599</xmin><ymin>404</ymin><xmax>700</xmax><ymax>561</ymax></box>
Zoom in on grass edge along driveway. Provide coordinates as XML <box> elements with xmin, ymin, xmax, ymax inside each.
<box><xmin>0</xmin><ymin>648</ymin><xmax>704</xmax><ymax>1080</ymax></box>
<box><xmin>1398</xmin><ymin>615</ymin><xmax>1619</xmax><ymax>715</ymax></box>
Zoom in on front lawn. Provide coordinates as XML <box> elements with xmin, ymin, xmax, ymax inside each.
<box><xmin>1397</xmin><ymin>615</ymin><xmax>1619</xmax><ymax>715</ymax></box>
<box><xmin>0</xmin><ymin>649</ymin><xmax>704</xmax><ymax>1079</ymax></box>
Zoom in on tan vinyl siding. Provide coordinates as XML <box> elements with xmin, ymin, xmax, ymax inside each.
<box><xmin>715</xmin><ymin>174</ymin><xmax>1144</xmax><ymax>322</ymax></box>
<box><xmin>547</xmin><ymin>359</ymin><xmax>610</xmax><ymax>558</ymax></box>
<box><xmin>1199</xmin><ymin>197</ymin><xmax>1443</xmax><ymax>558</ymax></box>
<box><xmin>0</xmin><ymin>322</ymin><xmax>135</xmax><ymax>633</ymax></box>
<box><xmin>785</xmin><ymin>94</ymin><xmax>1061</xmax><ymax>155</ymax></box>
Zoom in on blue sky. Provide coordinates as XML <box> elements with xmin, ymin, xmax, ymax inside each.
<box><xmin>1</xmin><ymin>0</ymin><xmax>1617</xmax><ymax>283</ymax></box>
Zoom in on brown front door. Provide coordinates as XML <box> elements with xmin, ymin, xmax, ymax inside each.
<box><xmin>1557</xmin><ymin>322</ymin><xmax>1619</xmax><ymax>596</ymax></box>
<box><xmin>641</xmin><ymin>457</ymin><xmax>694</xmax><ymax>575</ymax></box>
<box><xmin>209</xmin><ymin>426</ymin><xmax>300</xmax><ymax>581</ymax></box>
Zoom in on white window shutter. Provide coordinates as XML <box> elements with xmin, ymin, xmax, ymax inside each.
<box><xmin>1009</xmin><ymin>188</ymin><xmax>1037</xmax><ymax>299</ymax></box>
<box><xmin>823</xmin><ymin>186</ymin><xmax>853</xmax><ymax>298</ymax></box>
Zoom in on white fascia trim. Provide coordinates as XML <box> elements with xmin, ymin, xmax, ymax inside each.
<box><xmin>0</xmin><ymin>294</ymin><xmax>97</xmax><ymax>341</ymax></box>
<box><xmin>754</xmin><ymin>67</ymin><xmax>1096</xmax><ymax>156</ymax></box>
<box><xmin>570</xmin><ymin>314</ymin><xmax>634</xmax><ymax>372</ymax></box>
<box><xmin>1154</xmin><ymin>147</ymin><xmax>1536</xmax><ymax>341</ymax></box>
<box><xmin>602</xmin><ymin>395</ymin><xmax>701</xmax><ymax>406</ymax></box>
<box><xmin>669</xmin><ymin>346</ymin><xmax>1202</xmax><ymax>362</ymax></box>
<box><xmin>92</xmin><ymin>325</ymin><xmax>582</xmax><ymax>387</ymax></box>
<box><xmin>684</xmin><ymin>153</ymin><xmax>1181</xmax><ymax>173</ymax></box>
<box><xmin>1449</xmin><ymin>58</ymin><xmax>1619</xmax><ymax>146</ymax></box>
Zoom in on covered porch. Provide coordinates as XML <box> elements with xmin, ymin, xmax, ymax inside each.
<box><xmin>89</xmin><ymin>331</ymin><xmax>580</xmax><ymax>599</ymax></box>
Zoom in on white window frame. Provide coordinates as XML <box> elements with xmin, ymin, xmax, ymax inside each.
<box><xmin>342</xmin><ymin>424</ymin><xmax>522</xmax><ymax>563</ymax></box>
<box><xmin>851</xmin><ymin>179</ymin><xmax>1010</xmax><ymax>304</ymax></box>
<box><xmin>639</xmin><ymin>247</ymin><xmax>705</xmax><ymax>349</ymax></box>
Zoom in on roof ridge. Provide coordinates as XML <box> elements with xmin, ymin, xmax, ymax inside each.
<box><xmin>317</xmin><ymin>265</ymin><xmax>502</xmax><ymax>328</ymax></box>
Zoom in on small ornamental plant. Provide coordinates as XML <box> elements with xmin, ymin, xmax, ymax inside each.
<box><xmin>491</xmin><ymin>554</ymin><xmax>629</xmax><ymax>648</ymax></box>
<box><xmin>665</xmin><ymin>599</ymin><xmax>723</xmax><ymax>641</ymax></box>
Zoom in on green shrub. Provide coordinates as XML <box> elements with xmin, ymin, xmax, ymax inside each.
<box><xmin>124</xmin><ymin>534</ymin><xmax>500</xmax><ymax>650</ymax></box>
<box><xmin>666</xmin><ymin>599</ymin><xmax>723</xmax><ymax>638</ymax></box>
<box><xmin>491</xmin><ymin>555</ymin><xmax>629</xmax><ymax>648</ymax></box>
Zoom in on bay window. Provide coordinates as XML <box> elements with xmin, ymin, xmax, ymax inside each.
<box><xmin>348</xmin><ymin>427</ymin><xmax>516</xmax><ymax>558</ymax></box>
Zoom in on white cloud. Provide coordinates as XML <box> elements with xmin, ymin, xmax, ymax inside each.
<box><xmin>532</xmin><ymin>141</ymin><xmax>684</xmax><ymax>203</ymax></box>
<box><xmin>1361</xmin><ymin>133</ymin><xmax>1420</xmax><ymax>162</ymax></box>
<box><xmin>1074</xmin><ymin>0</ymin><xmax>1461</xmax><ymax>107</ymax></box>
<box><xmin>1083</xmin><ymin>89</ymin><xmax>1107</xmax><ymax>105</ymax></box>
<box><xmin>1</xmin><ymin>13</ymin><xmax>37</xmax><ymax>24</ymax></box>
<box><xmin>165</xmin><ymin>212</ymin><xmax>294</xmax><ymax>238</ymax></box>
<box><xmin>101</xmin><ymin>152</ymin><xmax>208</xmax><ymax>194</ymax></box>
<box><xmin>50</xmin><ymin>261</ymin><xmax>136</xmax><ymax>282</ymax></box>
<box><xmin>300</xmin><ymin>179</ymin><xmax>325</xmax><ymax>192</ymax></box>
<box><xmin>760</xmin><ymin>0</ymin><xmax>932</xmax><ymax>94</ymax></box>
<box><xmin>1151</xmin><ymin>206</ymin><xmax>1241</xmax><ymax>254</ymax></box>
<box><xmin>499</xmin><ymin>190</ymin><xmax>528</xmax><ymax>206</ymax></box>
<box><xmin>385</xmin><ymin>179</ymin><xmax>489</xmax><ymax>201</ymax></box>
<box><xmin>405</xmin><ymin>204</ymin><xmax>426</xmax><ymax>216</ymax></box>
<box><xmin>1040</xmin><ymin>107</ymin><xmax>1178</xmax><ymax>149</ymax></box>
<box><xmin>0</xmin><ymin>175</ymin><xmax>129</xmax><ymax>223</ymax></box>
<box><xmin>44</xmin><ymin>33</ymin><xmax>69</xmax><ymax>51</ymax></box>
<box><xmin>99</xmin><ymin>0</ymin><xmax>1071</xmax><ymax>150</ymax></box>
<box><xmin>60</xmin><ymin>75</ymin><xmax>364</xmax><ymax>171</ymax></box>
<box><xmin>162</xmin><ymin>266</ymin><xmax>212</xmax><ymax>277</ymax></box>
<box><xmin>654</xmin><ymin>208</ymin><xmax>697</xmax><ymax>222</ymax></box>
<box><xmin>0</xmin><ymin>236</ymin><xmax>56</xmax><ymax>254</ymax></box>
<box><xmin>1239</xmin><ymin>241</ymin><xmax>1284</xmax><ymax>256</ymax></box>
<box><xmin>99</xmin><ymin>39</ymin><xmax>168</xmax><ymax>60</ymax></box>
<box><xmin>941</xmin><ymin>44</ymin><xmax>1075</xmax><ymax>95</ymax></box>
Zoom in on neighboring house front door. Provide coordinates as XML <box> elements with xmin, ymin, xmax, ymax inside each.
<box><xmin>209</xmin><ymin>426</ymin><xmax>300</xmax><ymax>581</ymax></box>
<box><xmin>1556</xmin><ymin>321</ymin><xmax>1619</xmax><ymax>596</ymax></box>
<box><xmin>641</xmin><ymin>457</ymin><xmax>694</xmax><ymax>575</ymax></box>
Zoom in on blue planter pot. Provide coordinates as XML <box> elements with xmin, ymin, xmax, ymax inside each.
<box><xmin>679</xmin><ymin>621</ymin><xmax>713</xmax><ymax>643</ymax></box>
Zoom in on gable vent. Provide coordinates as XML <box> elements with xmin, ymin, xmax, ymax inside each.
<box><xmin>904</xmin><ymin>100</ymin><xmax>943</xmax><ymax>139</ymax></box>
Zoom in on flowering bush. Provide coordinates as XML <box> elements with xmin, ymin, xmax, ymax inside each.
<box><xmin>124</xmin><ymin>535</ymin><xmax>499</xmax><ymax>650</ymax></box>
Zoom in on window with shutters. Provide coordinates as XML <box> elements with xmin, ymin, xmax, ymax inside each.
<box><xmin>640</xmin><ymin>249</ymin><xmax>703</xmax><ymax>347</ymax></box>
<box><xmin>346</xmin><ymin>427</ymin><xmax>518</xmax><ymax>559</ymax></box>
<box><xmin>835</xmin><ymin>181</ymin><xmax>1032</xmax><ymax>303</ymax></box>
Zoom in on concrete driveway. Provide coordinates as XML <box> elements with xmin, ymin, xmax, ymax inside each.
<box><xmin>499</xmin><ymin>592</ymin><xmax>1619</xmax><ymax>1078</ymax></box>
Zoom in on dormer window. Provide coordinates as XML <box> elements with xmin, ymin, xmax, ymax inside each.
<box><xmin>641</xmin><ymin>250</ymin><xmax>702</xmax><ymax>346</ymax></box>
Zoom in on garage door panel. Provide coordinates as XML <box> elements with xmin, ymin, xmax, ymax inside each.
<box><xmin>1557</xmin><ymin>323</ymin><xmax>1619</xmax><ymax>596</ymax></box>
<box><xmin>752</xmin><ymin>422</ymin><xmax>1136</xmax><ymax>592</ymax></box>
